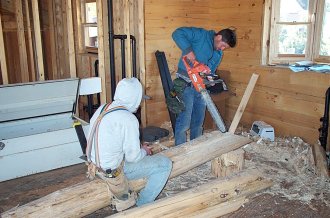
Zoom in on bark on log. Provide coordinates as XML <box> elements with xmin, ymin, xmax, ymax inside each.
<box><xmin>2</xmin><ymin>131</ymin><xmax>251</xmax><ymax>218</ymax></box>
<box><xmin>110</xmin><ymin>170</ymin><xmax>272</xmax><ymax>218</ymax></box>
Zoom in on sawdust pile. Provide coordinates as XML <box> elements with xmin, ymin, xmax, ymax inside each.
<box><xmin>158</xmin><ymin>128</ymin><xmax>330</xmax><ymax>207</ymax></box>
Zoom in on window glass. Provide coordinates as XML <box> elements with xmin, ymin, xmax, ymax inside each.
<box><xmin>86</xmin><ymin>2</ymin><xmax>97</xmax><ymax>23</ymax></box>
<box><xmin>278</xmin><ymin>25</ymin><xmax>307</xmax><ymax>55</ymax></box>
<box><xmin>320</xmin><ymin>0</ymin><xmax>330</xmax><ymax>56</ymax></box>
<box><xmin>84</xmin><ymin>27</ymin><xmax>98</xmax><ymax>47</ymax></box>
<box><xmin>279</xmin><ymin>0</ymin><xmax>309</xmax><ymax>22</ymax></box>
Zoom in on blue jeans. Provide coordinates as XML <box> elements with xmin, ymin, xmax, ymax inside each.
<box><xmin>175</xmin><ymin>86</ymin><xmax>206</xmax><ymax>145</ymax></box>
<box><xmin>124</xmin><ymin>154</ymin><xmax>172</xmax><ymax>206</ymax></box>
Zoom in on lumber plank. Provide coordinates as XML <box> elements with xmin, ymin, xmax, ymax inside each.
<box><xmin>15</xmin><ymin>0</ymin><xmax>29</xmax><ymax>82</ymax></box>
<box><xmin>110</xmin><ymin>170</ymin><xmax>272</xmax><ymax>218</ymax></box>
<box><xmin>96</xmin><ymin>0</ymin><xmax>106</xmax><ymax>103</ymax></box>
<box><xmin>124</xmin><ymin>0</ymin><xmax>132</xmax><ymax>78</ymax></box>
<box><xmin>229</xmin><ymin>73</ymin><xmax>259</xmax><ymax>133</ymax></box>
<box><xmin>24</xmin><ymin>0</ymin><xmax>36</xmax><ymax>81</ymax></box>
<box><xmin>66</xmin><ymin>0</ymin><xmax>76</xmax><ymax>78</ymax></box>
<box><xmin>31</xmin><ymin>0</ymin><xmax>45</xmax><ymax>81</ymax></box>
<box><xmin>2</xmin><ymin>131</ymin><xmax>251</xmax><ymax>218</ymax></box>
<box><xmin>0</xmin><ymin>13</ymin><xmax>9</xmax><ymax>84</ymax></box>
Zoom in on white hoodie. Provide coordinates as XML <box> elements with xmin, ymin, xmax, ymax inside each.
<box><xmin>87</xmin><ymin>77</ymin><xmax>146</xmax><ymax>170</ymax></box>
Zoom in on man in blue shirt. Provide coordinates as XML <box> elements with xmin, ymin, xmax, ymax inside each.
<box><xmin>172</xmin><ymin>27</ymin><xmax>236</xmax><ymax>145</ymax></box>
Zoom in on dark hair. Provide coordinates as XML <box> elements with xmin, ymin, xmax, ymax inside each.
<box><xmin>216</xmin><ymin>28</ymin><xmax>237</xmax><ymax>48</ymax></box>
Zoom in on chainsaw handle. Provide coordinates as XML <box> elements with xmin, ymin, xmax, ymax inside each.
<box><xmin>182</xmin><ymin>56</ymin><xmax>200</xmax><ymax>71</ymax></box>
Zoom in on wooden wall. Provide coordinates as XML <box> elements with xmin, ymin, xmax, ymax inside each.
<box><xmin>1</xmin><ymin>0</ymin><xmax>329</xmax><ymax>145</ymax></box>
<box><xmin>144</xmin><ymin>0</ymin><xmax>330</xmax><ymax>145</ymax></box>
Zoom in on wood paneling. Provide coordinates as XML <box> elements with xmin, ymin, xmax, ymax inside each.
<box><xmin>144</xmin><ymin>0</ymin><xmax>330</xmax><ymax>144</ymax></box>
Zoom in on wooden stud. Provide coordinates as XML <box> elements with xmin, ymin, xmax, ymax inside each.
<box><xmin>76</xmin><ymin>0</ymin><xmax>84</xmax><ymax>53</ymax></box>
<box><xmin>24</xmin><ymin>0</ymin><xmax>36</xmax><ymax>81</ymax></box>
<box><xmin>0</xmin><ymin>13</ymin><xmax>9</xmax><ymax>84</ymax></box>
<box><xmin>96</xmin><ymin>0</ymin><xmax>106</xmax><ymax>103</ymax></box>
<box><xmin>124</xmin><ymin>0</ymin><xmax>132</xmax><ymax>78</ymax></box>
<box><xmin>48</xmin><ymin>0</ymin><xmax>58</xmax><ymax>80</ymax></box>
<box><xmin>15</xmin><ymin>0</ymin><xmax>29</xmax><ymax>82</ymax></box>
<box><xmin>138</xmin><ymin>0</ymin><xmax>147</xmax><ymax>127</ymax></box>
<box><xmin>31</xmin><ymin>0</ymin><xmax>45</xmax><ymax>81</ymax></box>
<box><xmin>66</xmin><ymin>0</ymin><xmax>77</xmax><ymax>78</ymax></box>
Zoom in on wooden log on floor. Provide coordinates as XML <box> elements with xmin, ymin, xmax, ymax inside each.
<box><xmin>2</xmin><ymin>131</ymin><xmax>251</xmax><ymax>218</ymax></box>
<box><xmin>110</xmin><ymin>170</ymin><xmax>272</xmax><ymax>218</ymax></box>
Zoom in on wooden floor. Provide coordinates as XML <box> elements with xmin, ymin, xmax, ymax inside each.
<box><xmin>1</xmin><ymin>163</ymin><xmax>329</xmax><ymax>217</ymax></box>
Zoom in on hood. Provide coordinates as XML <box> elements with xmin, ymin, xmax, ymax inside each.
<box><xmin>112</xmin><ymin>77</ymin><xmax>142</xmax><ymax>113</ymax></box>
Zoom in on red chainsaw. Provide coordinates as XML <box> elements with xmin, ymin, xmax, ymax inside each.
<box><xmin>182</xmin><ymin>56</ymin><xmax>227</xmax><ymax>133</ymax></box>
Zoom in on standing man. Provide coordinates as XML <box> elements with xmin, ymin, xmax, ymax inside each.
<box><xmin>172</xmin><ymin>27</ymin><xmax>237</xmax><ymax>146</ymax></box>
<box><xmin>86</xmin><ymin>77</ymin><xmax>172</xmax><ymax>210</ymax></box>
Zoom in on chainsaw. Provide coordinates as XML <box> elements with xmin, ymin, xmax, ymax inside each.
<box><xmin>182</xmin><ymin>56</ymin><xmax>227</xmax><ymax>133</ymax></box>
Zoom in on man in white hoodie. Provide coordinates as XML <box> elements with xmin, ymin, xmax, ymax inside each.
<box><xmin>87</xmin><ymin>77</ymin><xmax>172</xmax><ymax>208</ymax></box>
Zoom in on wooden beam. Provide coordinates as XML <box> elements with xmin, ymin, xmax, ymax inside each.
<box><xmin>15</xmin><ymin>0</ymin><xmax>29</xmax><ymax>82</ymax></box>
<box><xmin>0</xmin><ymin>13</ymin><xmax>9</xmax><ymax>84</ymax></box>
<box><xmin>229</xmin><ymin>73</ymin><xmax>259</xmax><ymax>133</ymax></box>
<box><xmin>76</xmin><ymin>0</ymin><xmax>84</xmax><ymax>53</ymax></box>
<box><xmin>96</xmin><ymin>0</ymin><xmax>106</xmax><ymax>103</ymax></box>
<box><xmin>124</xmin><ymin>0</ymin><xmax>132</xmax><ymax>78</ymax></box>
<box><xmin>24</xmin><ymin>0</ymin><xmax>36</xmax><ymax>81</ymax></box>
<box><xmin>110</xmin><ymin>170</ymin><xmax>272</xmax><ymax>218</ymax></box>
<box><xmin>2</xmin><ymin>132</ymin><xmax>251</xmax><ymax>217</ymax></box>
<box><xmin>138</xmin><ymin>0</ymin><xmax>147</xmax><ymax>127</ymax></box>
<box><xmin>66</xmin><ymin>0</ymin><xmax>76</xmax><ymax>78</ymax></box>
<box><xmin>48</xmin><ymin>0</ymin><xmax>58</xmax><ymax>80</ymax></box>
<box><xmin>31</xmin><ymin>0</ymin><xmax>45</xmax><ymax>81</ymax></box>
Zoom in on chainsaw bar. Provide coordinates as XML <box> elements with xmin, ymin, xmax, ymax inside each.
<box><xmin>201</xmin><ymin>89</ymin><xmax>227</xmax><ymax>133</ymax></box>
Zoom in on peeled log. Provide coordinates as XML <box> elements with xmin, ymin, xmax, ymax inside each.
<box><xmin>110</xmin><ymin>170</ymin><xmax>272</xmax><ymax>218</ymax></box>
<box><xmin>2</xmin><ymin>131</ymin><xmax>251</xmax><ymax>218</ymax></box>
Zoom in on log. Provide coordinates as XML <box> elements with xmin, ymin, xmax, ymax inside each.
<box><xmin>110</xmin><ymin>170</ymin><xmax>272</xmax><ymax>218</ymax></box>
<box><xmin>211</xmin><ymin>148</ymin><xmax>245</xmax><ymax>177</ymax></box>
<box><xmin>2</xmin><ymin>131</ymin><xmax>251</xmax><ymax>218</ymax></box>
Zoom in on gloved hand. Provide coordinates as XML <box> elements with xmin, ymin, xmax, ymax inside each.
<box><xmin>142</xmin><ymin>143</ymin><xmax>153</xmax><ymax>155</ymax></box>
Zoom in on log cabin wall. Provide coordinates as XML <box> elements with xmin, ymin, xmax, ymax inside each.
<box><xmin>0</xmin><ymin>0</ymin><xmax>329</xmax><ymax>145</ymax></box>
<box><xmin>144</xmin><ymin>0</ymin><xmax>330</xmax><ymax>145</ymax></box>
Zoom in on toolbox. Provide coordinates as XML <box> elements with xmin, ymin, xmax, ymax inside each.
<box><xmin>0</xmin><ymin>78</ymin><xmax>89</xmax><ymax>182</ymax></box>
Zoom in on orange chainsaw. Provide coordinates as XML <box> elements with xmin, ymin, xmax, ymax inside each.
<box><xmin>182</xmin><ymin>56</ymin><xmax>227</xmax><ymax>132</ymax></box>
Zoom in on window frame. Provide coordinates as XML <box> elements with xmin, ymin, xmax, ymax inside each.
<box><xmin>262</xmin><ymin>0</ymin><xmax>330</xmax><ymax>65</ymax></box>
<box><xmin>79</xmin><ymin>0</ymin><xmax>98</xmax><ymax>54</ymax></box>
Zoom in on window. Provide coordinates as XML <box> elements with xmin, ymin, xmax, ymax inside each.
<box><xmin>81</xmin><ymin>0</ymin><xmax>98</xmax><ymax>52</ymax></box>
<box><xmin>263</xmin><ymin>0</ymin><xmax>330</xmax><ymax>65</ymax></box>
